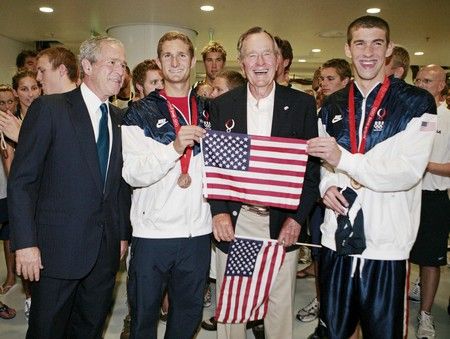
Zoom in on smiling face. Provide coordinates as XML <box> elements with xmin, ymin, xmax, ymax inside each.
<box><xmin>345</xmin><ymin>27</ymin><xmax>392</xmax><ymax>90</ymax></box>
<box><xmin>239</xmin><ymin>32</ymin><xmax>277</xmax><ymax>96</ymax></box>
<box><xmin>82</xmin><ymin>42</ymin><xmax>126</xmax><ymax>101</ymax></box>
<box><xmin>157</xmin><ymin>39</ymin><xmax>195</xmax><ymax>86</ymax></box>
<box><xmin>14</xmin><ymin>76</ymin><xmax>40</xmax><ymax>111</ymax></box>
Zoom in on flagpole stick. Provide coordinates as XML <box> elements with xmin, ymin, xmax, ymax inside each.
<box><xmin>235</xmin><ymin>234</ymin><xmax>322</xmax><ymax>248</ymax></box>
<box><xmin>294</xmin><ymin>242</ymin><xmax>322</xmax><ymax>248</ymax></box>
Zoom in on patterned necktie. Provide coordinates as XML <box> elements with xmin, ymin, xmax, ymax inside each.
<box><xmin>97</xmin><ymin>103</ymin><xmax>109</xmax><ymax>186</ymax></box>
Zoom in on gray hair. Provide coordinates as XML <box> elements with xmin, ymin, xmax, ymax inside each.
<box><xmin>236</xmin><ymin>27</ymin><xmax>277</xmax><ymax>60</ymax></box>
<box><xmin>78</xmin><ymin>36</ymin><xmax>123</xmax><ymax>78</ymax></box>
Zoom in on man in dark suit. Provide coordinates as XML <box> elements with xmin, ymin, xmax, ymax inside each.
<box><xmin>209</xmin><ymin>27</ymin><xmax>320</xmax><ymax>339</ymax></box>
<box><xmin>8</xmin><ymin>36</ymin><xmax>131</xmax><ymax>338</ymax></box>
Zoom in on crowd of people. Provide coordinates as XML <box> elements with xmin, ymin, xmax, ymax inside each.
<box><xmin>0</xmin><ymin>14</ymin><xmax>448</xmax><ymax>339</ymax></box>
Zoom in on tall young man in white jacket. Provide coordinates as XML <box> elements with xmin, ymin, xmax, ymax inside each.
<box><xmin>307</xmin><ymin>16</ymin><xmax>437</xmax><ymax>339</ymax></box>
<box><xmin>121</xmin><ymin>32</ymin><xmax>211</xmax><ymax>339</ymax></box>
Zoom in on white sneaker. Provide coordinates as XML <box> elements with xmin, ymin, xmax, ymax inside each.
<box><xmin>159</xmin><ymin>308</ymin><xmax>168</xmax><ymax>325</ymax></box>
<box><xmin>298</xmin><ymin>246</ymin><xmax>312</xmax><ymax>264</ymax></box>
<box><xmin>417</xmin><ymin>311</ymin><xmax>435</xmax><ymax>338</ymax></box>
<box><xmin>24</xmin><ymin>297</ymin><xmax>31</xmax><ymax>321</ymax></box>
<box><xmin>296</xmin><ymin>297</ymin><xmax>319</xmax><ymax>322</ymax></box>
<box><xmin>203</xmin><ymin>284</ymin><xmax>212</xmax><ymax>308</ymax></box>
<box><xmin>409</xmin><ymin>277</ymin><xmax>421</xmax><ymax>303</ymax></box>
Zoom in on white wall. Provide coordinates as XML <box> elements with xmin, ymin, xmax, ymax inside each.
<box><xmin>0</xmin><ymin>34</ymin><xmax>34</xmax><ymax>85</ymax></box>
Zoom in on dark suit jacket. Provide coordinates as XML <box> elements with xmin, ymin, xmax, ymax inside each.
<box><xmin>8</xmin><ymin>87</ymin><xmax>131</xmax><ymax>279</ymax></box>
<box><xmin>209</xmin><ymin>83</ymin><xmax>320</xmax><ymax>253</ymax></box>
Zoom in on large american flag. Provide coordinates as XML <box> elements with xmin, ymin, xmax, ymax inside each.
<box><xmin>215</xmin><ymin>237</ymin><xmax>286</xmax><ymax>323</ymax></box>
<box><xmin>201</xmin><ymin>130</ymin><xmax>308</xmax><ymax>210</ymax></box>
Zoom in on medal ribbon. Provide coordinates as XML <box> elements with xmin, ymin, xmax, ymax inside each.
<box><xmin>164</xmin><ymin>93</ymin><xmax>198</xmax><ymax>175</ymax></box>
<box><xmin>348</xmin><ymin>77</ymin><xmax>390</xmax><ymax>154</ymax></box>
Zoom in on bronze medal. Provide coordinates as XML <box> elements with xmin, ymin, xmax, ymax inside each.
<box><xmin>350</xmin><ymin>178</ymin><xmax>362</xmax><ymax>190</ymax></box>
<box><xmin>177</xmin><ymin>173</ymin><xmax>192</xmax><ymax>188</ymax></box>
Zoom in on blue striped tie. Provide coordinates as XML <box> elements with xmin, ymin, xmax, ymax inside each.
<box><xmin>97</xmin><ymin>103</ymin><xmax>109</xmax><ymax>186</ymax></box>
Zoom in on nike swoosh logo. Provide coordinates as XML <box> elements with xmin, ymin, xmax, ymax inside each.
<box><xmin>156</xmin><ymin>119</ymin><xmax>168</xmax><ymax>128</ymax></box>
<box><xmin>332</xmin><ymin>115</ymin><xmax>342</xmax><ymax>123</ymax></box>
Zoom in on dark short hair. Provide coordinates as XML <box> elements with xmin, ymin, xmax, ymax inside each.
<box><xmin>347</xmin><ymin>15</ymin><xmax>390</xmax><ymax>44</ymax></box>
<box><xmin>16</xmin><ymin>50</ymin><xmax>37</xmax><ymax>69</ymax></box>
<box><xmin>132</xmin><ymin>59</ymin><xmax>161</xmax><ymax>88</ymax></box>
<box><xmin>321</xmin><ymin>58</ymin><xmax>352</xmax><ymax>80</ymax></box>
<box><xmin>216</xmin><ymin>70</ymin><xmax>246</xmax><ymax>90</ymax></box>
<box><xmin>12</xmin><ymin>69</ymin><xmax>37</xmax><ymax>90</ymax></box>
<box><xmin>237</xmin><ymin>27</ymin><xmax>277</xmax><ymax>60</ymax></box>
<box><xmin>274</xmin><ymin>36</ymin><xmax>293</xmax><ymax>71</ymax></box>
<box><xmin>157</xmin><ymin>32</ymin><xmax>194</xmax><ymax>58</ymax></box>
<box><xmin>201</xmin><ymin>41</ymin><xmax>227</xmax><ymax>62</ymax></box>
<box><xmin>37</xmin><ymin>47</ymin><xmax>79</xmax><ymax>82</ymax></box>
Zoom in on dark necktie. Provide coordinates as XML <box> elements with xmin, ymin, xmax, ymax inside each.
<box><xmin>97</xmin><ymin>103</ymin><xmax>109</xmax><ymax>186</ymax></box>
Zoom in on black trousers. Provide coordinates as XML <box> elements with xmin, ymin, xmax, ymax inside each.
<box><xmin>128</xmin><ymin>234</ymin><xmax>211</xmax><ymax>339</ymax></box>
<box><xmin>319</xmin><ymin>247</ymin><xmax>407</xmax><ymax>339</ymax></box>
<box><xmin>27</xmin><ymin>232</ymin><xmax>116</xmax><ymax>339</ymax></box>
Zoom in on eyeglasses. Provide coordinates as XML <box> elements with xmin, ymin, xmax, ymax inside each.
<box><xmin>0</xmin><ymin>99</ymin><xmax>15</xmax><ymax>106</ymax></box>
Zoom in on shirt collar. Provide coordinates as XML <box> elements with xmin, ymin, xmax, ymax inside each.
<box><xmin>353</xmin><ymin>80</ymin><xmax>383</xmax><ymax>99</ymax></box>
<box><xmin>80</xmin><ymin>82</ymin><xmax>109</xmax><ymax>115</ymax></box>
<box><xmin>247</xmin><ymin>81</ymin><xmax>276</xmax><ymax>109</ymax></box>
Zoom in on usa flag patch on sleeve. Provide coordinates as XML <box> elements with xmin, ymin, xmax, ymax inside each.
<box><xmin>420</xmin><ymin>120</ymin><xmax>436</xmax><ymax>132</ymax></box>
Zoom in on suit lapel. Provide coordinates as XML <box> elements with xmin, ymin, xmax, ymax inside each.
<box><xmin>66</xmin><ymin>88</ymin><xmax>104</xmax><ymax>194</ymax></box>
<box><xmin>231</xmin><ymin>87</ymin><xmax>248</xmax><ymax>133</ymax></box>
<box><xmin>271</xmin><ymin>84</ymin><xmax>290</xmax><ymax>137</ymax></box>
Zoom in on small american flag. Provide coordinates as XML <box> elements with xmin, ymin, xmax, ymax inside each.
<box><xmin>420</xmin><ymin>120</ymin><xmax>437</xmax><ymax>132</ymax></box>
<box><xmin>215</xmin><ymin>237</ymin><xmax>286</xmax><ymax>323</ymax></box>
<box><xmin>201</xmin><ymin>130</ymin><xmax>308</xmax><ymax>210</ymax></box>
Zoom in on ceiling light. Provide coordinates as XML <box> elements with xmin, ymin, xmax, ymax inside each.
<box><xmin>39</xmin><ymin>6</ymin><xmax>54</xmax><ymax>13</ymax></box>
<box><xmin>311</xmin><ymin>49</ymin><xmax>321</xmax><ymax>53</ymax></box>
<box><xmin>414</xmin><ymin>51</ymin><xmax>424</xmax><ymax>56</ymax></box>
<box><xmin>366</xmin><ymin>8</ymin><xmax>381</xmax><ymax>14</ymax></box>
<box><xmin>200</xmin><ymin>5</ymin><xmax>214</xmax><ymax>11</ymax></box>
<box><xmin>298</xmin><ymin>59</ymin><xmax>306</xmax><ymax>63</ymax></box>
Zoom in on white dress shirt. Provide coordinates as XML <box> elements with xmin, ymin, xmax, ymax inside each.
<box><xmin>246</xmin><ymin>82</ymin><xmax>275</xmax><ymax>136</ymax></box>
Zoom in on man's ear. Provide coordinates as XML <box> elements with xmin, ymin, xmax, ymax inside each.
<box><xmin>81</xmin><ymin>59</ymin><xmax>92</xmax><ymax>76</ymax></box>
<box><xmin>58</xmin><ymin>64</ymin><xmax>68</xmax><ymax>77</ymax></box>
<box><xmin>385</xmin><ymin>41</ymin><xmax>394</xmax><ymax>58</ymax></box>
<box><xmin>156</xmin><ymin>58</ymin><xmax>162</xmax><ymax>70</ymax></box>
<box><xmin>135</xmin><ymin>83</ymin><xmax>144</xmax><ymax>97</ymax></box>
<box><xmin>190</xmin><ymin>56</ymin><xmax>197</xmax><ymax>69</ymax></box>
<box><xmin>238</xmin><ymin>57</ymin><xmax>246</xmax><ymax>77</ymax></box>
<box><xmin>344</xmin><ymin>43</ymin><xmax>352</xmax><ymax>59</ymax></box>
